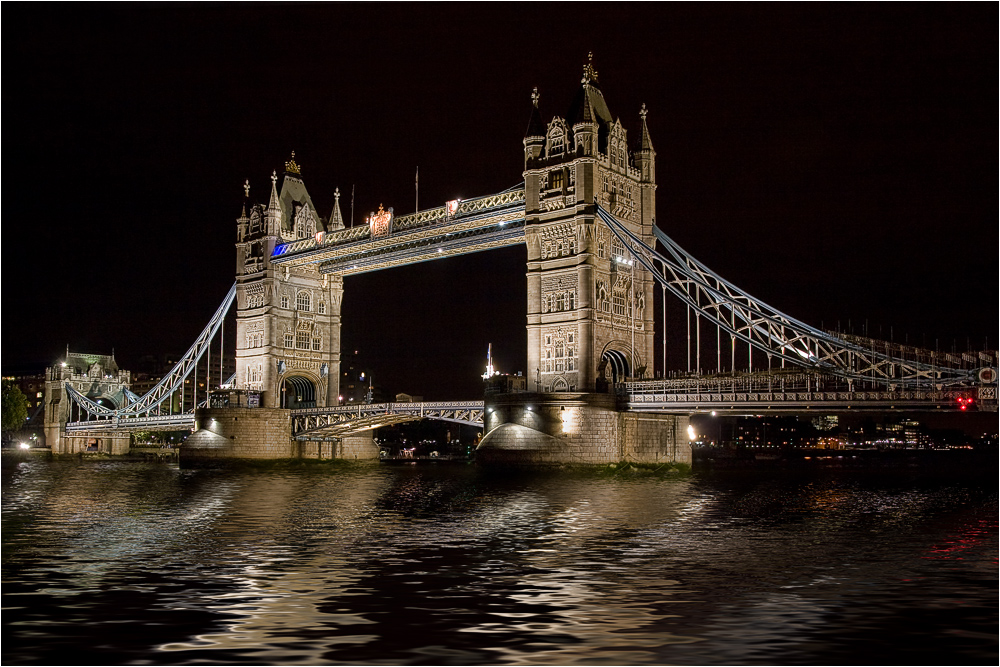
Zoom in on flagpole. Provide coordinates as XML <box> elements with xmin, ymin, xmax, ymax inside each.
<box><xmin>415</xmin><ymin>166</ymin><xmax>419</xmax><ymax>212</ymax></box>
<box><xmin>350</xmin><ymin>184</ymin><xmax>355</xmax><ymax>227</ymax></box>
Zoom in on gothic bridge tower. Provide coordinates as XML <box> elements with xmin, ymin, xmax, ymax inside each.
<box><xmin>234</xmin><ymin>154</ymin><xmax>346</xmax><ymax>409</ymax></box>
<box><xmin>523</xmin><ymin>57</ymin><xmax>657</xmax><ymax>392</ymax></box>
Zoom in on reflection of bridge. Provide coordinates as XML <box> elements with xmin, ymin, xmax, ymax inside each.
<box><xmin>46</xmin><ymin>58</ymin><xmax>996</xmax><ymax>460</ymax></box>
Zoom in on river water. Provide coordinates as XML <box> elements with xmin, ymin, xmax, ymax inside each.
<box><xmin>3</xmin><ymin>457</ymin><xmax>996</xmax><ymax>665</ymax></box>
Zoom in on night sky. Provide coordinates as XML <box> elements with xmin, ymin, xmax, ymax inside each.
<box><xmin>4</xmin><ymin>4</ymin><xmax>996</xmax><ymax>400</ymax></box>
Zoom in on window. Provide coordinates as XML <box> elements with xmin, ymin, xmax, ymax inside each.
<box><xmin>312</xmin><ymin>337</ymin><xmax>321</xmax><ymax>351</ymax></box>
<box><xmin>284</xmin><ymin>332</ymin><xmax>294</xmax><ymax>348</ymax></box>
<box><xmin>296</xmin><ymin>331</ymin><xmax>310</xmax><ymax>349</ymax></box>
<box><xmin>296</xmin><ymin>291</ymin><xmax>310</xmax><ymax>312</ymax></box>
<box><xmin>611</xmin><ymin>236</ymin><xmax>626</xmax><ymax>262</ymax></box>
<box><xmin>551</xmin><ymin>170</ymin><xmax>564</xmax><ymax>190</ymax></box>
<box><xmin>318</xmin><ymin>302</ymin><xmax>326</xmax><ymax>314</ymax></box>
<box><xmin>280</xmin><ymin>295</ymin><xmax>289</xmax><ymax>309</ymax></box>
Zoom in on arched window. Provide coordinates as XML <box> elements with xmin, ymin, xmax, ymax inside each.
<box><xmin>318</xmin><ymin>302</ymin><xmax>326</xmax><ymax>314</ymax></box>
<box><xmin>296</xmin><ymin>291</ymin><xmax>311</xmax><ymax>312</ymax></box>
<box><xmin>280</xmin><ymin>295</ymin><xmax>289</xmax><ymax>309</ymax></box>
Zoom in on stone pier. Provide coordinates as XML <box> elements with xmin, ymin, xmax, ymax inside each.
<box><xmin>180</xmin><ymin>407</ymin><xmax>379</xmax><ymax>464</ymax></box>
<box><xmin>476</xmin><ymin>392</ymin><xmax>691</xmax><ymax>466</ymax></box>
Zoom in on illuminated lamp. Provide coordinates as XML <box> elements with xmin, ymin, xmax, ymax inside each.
<box><xmin>315</xmin><ymin>231</ymin><xmax>325</xmax><ymax>244</ymax></box>
<box><xmin>687</xmin><ymin>424</ymin><xmax>697</xmax><ymax>441</ymax></box>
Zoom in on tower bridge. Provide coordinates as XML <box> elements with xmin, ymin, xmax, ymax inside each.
<box><xmin>48</xmin><ymin>58</ymin><xmax>996</xmax><ymax>463</ymax></box>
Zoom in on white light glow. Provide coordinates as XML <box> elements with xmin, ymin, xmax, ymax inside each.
<box><xmin>687</xmin><ymin>424</ymin><xmax>697</xmax><ymax>441</ymax></box>
<box><xmin>19</xmin><ymin>443</ymin><xmax>30</xmax><ymax>450</ymax></box>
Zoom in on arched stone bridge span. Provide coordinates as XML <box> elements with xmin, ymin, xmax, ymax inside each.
<box><xmin>291</xmin><ymin>401</ymin><xmax>485</xmax><ymax>440</ymax></box>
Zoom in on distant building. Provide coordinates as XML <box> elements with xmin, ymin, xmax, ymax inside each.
<box><xmin>395</xmin><ymin>393</ymin><xmax>424</xmax><ymax>403</ymax></box>
<box><xmin>340</xmin><ymin>350</ymin><xmax>386</xmax><ymax>404</ymax></box>
<box><xmin>811</xmin><ymin>415</ymin><xmax>839</xmax><ymax>432</ymax></box>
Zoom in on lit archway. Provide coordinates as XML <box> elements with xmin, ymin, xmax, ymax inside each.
<box><xmin>282</xmin><ymin>375</ymin><xmax>316</xmax><ymax>409</ymax></box>
<box><xmin>601</xmin><ymin>349</ymin><xmax>630</xmax><ymax>383</ymax></box>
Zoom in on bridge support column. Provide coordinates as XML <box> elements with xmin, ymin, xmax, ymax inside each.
<box><xmin>299</xmin><ymin>432</ymin><xmax>378</xmax><ymax>460</ymax></box>
<box><xmin>477</xmin><ymin>392</ymin><xmax>691</xmax><ymax>466</ymax></box>
<box><xmin>181</xmin><ymin>407</ymin><xmax>295</xmax><ymax>463</ymax></box>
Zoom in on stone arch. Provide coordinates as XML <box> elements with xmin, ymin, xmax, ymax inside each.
<box><xmin>282</xmin><ymin>375</ymin><xmax>316</xmax><ymax>409</ymax></box>
<box><xmin>598</xmin><ymin>340</ymin><xmax>643</xmax><ymax>384</ymax></box>
<box><xmin>552</xmin><ymin>377</ymin><xmax>569</xmax><ymax>392</ymax></box>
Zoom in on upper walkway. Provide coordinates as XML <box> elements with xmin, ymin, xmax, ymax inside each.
<box><xmin>271</xmin><ymin>186</ymin><xmax>525</xmax><ymax>276</ymax></box>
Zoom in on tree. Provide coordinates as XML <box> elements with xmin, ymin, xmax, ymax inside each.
<box><xmin>2</xmin><ymin>381</ymin><xmax>29</xmax><ymax>437</ymax></box>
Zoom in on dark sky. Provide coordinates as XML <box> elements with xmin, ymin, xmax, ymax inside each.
<box><xmin>4</xmin><ymin>4</ymin><xmax>996</xmax><ymax>400</ymax></box>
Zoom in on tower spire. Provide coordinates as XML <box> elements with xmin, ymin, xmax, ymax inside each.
<box><xmin>240</xmin><ymin>179</ymin><xmax>250</xmax><ymax>218</ymax></box>
<box><xmin>639</xmin><ymin>103</ymin><xmax>654</xmax><ymax>152</ymax></box>
<box><xmin>329</xmin><ymin>187</ymin><xmax>345</xmax><ymax>230</ymax></box>
<box><xmin>582</xmin><ymin>51</ymin><xmax>598</xmax><ymax>85</ymax></box>
<box><xmin>265</xmin><ymin>170</ymin><xmax>282</xmax><ymax>235</ymax></box>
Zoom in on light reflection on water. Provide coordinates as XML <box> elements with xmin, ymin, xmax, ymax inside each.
<box><xmin>3</xmin><ymin>458</ymin><xmax>996</xmax><ymax>665</ymax></box>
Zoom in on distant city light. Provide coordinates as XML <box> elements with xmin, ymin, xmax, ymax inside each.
<box><xmin>18</xmin><ymin>443</ymin><xmax>30</xmax><ymax>450</ymax></box>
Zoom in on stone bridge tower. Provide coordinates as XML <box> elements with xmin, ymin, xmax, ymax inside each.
<box><xmin>523</xmin><ymin>57</ymin><xmax>657</xmax><ymax>392</ymax></box>
<box><xmin>44</xmin><ymin>350</ymin><xmax>133</xmax><ymax>454</ymax></box>
<box><xmin>234</xmin><ymin>155</ymin><xmax>345</xmax><ymax>409</ymax></box>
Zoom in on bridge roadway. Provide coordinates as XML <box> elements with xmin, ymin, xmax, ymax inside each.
<box><xmin>623</xmin><ymin>370</ymin><xmax>994</xmax><ymax>413</ymax></box>
<box><xmin>62</xmin><ymin>371</ymin><xmax>991</xmax><ymax>438</ymax></box>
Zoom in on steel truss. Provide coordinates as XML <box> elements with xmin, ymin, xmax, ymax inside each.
<box><xmin>66</xmin><ymin>283</ymin><xmax>237</xmax><ymax>419</ymax></box>
<box><xmin>292</xmin><ymin>401</ymin><xmax>484</xmax><ymax>439</ymax></box>
<box><xmin>271</xmin><ymin>186</ymin><xmax>526</xmax><ymax>275</ymax></box>
<box><xmin>595</xmin><ymin>205</ymin><xmax>979</xmax><ymax>388</ymax></box>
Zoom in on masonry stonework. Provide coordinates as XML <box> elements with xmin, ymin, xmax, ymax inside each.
<box><xmin>477</xmin><ymin>392</ymin><xmax>691</xmax><ymax>466</ymax></box>
<box><xmin>181</xmin><ymin>408</ymin><xmax>297</xmax><ymax>461</ymax></box>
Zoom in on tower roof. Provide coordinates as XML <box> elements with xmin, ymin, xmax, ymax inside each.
<box><xmin>566</xmin><ymin>54</ymin><xmax>613</xmax><ymax>129</ymax></box>
<box><xmin>278</xmin><ymin>152</ymin><xmax>322</xmax><ymax>231</ymax></box>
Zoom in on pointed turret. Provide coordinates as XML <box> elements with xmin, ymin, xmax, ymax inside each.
<box><xmin>237</xmin><ymin>179</ymin><xmax>250</xmax><ymax>242</ymax></box>
<box><xmin>524</xmin><ymin>87</ymin><xmax>546</xmax><ymax>168</ymax></box>
<box><xmin>328</xmin><ymin>187</ymin><xmax>345</xmax><ymax>230</ymax></box>
<box><xmin>265</xmin><ymin>170</ymin><xmax>281</xmax><ymax>236</ymax></box>
<box><xmin>634</xmin><ymin>103</ymin><xmax>656</xmax><ymax>184</ymax></box>
<box><xmin>525</xmin><ymin>87</ymin><xmax>545</xmax><ymax>139</ymax></box>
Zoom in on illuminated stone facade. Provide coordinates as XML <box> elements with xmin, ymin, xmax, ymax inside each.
<box><xmin>44</xmin><ymin>351</ymin><xmax>132</xmax><ymax>454</ymax></box>
<box><xmin>235</xmin><ymin>160</ymin><xmax>346</xmax><ymax>409</ymax></box>
<box><xmin>523</xmin><ymin>60</ymin><xmax>657</xmax><ymax>393</ymax></box>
